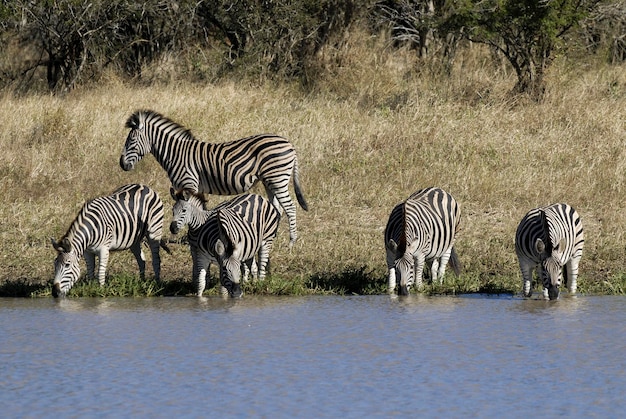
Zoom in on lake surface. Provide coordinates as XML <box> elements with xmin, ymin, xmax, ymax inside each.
<box><xmin>1</xmin><ymin>294</ymin><xmax>624</xmax><ymax>418</ymax></box>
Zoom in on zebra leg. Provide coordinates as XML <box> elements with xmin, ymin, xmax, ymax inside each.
<box><xmin>265</xmin><ymin>184</ymin><xmax>298</xmax><ymax>248</ymax></box>
<box><xmin>436</xmin><ymin>248</ymin><xmax>453</xmax><ymax>284</ymax></box>
<box><xmin>519</xmin><ymin>260</ymin><xmax>534</xmax><ymax>298</ymax></box>
<box><xmin>413</xmin><ymin>253</ymin><xmax>426</xmax><ymax>291</ymax></box>
<box><xmin>97</xmin><ymin>248</ymin><xmax>111</xmax><ymax>286</ymax></box>
<box><xmin>250</xmin><ymin>255</ymin><xmax>258</xmax><ymax>280</ymax></box>
<box><xmin>430</xmin><ymin>259</ymin><xmax>440</xmax><ymax>284</ymax></box>
<box><xmin>146</xmin><ymin>238</ymin><xmax>162</xmax><ymax>281</ymax></box>
<box><xmin>242</xmin><ymin>255</ymin><xmax>259</xmax><ymax>282</ymax></box>
<box><xmin>130</xmin><ymin>242</ymin><xmax>147</xmax><ymax>281</ymax></box>
<box><xmin>257</xmin><ymin>241</ymin><xmax>271</xmax><ymax>281</ymax></box>
<box><xmin>84</xmin><ymin>251</ymin><xmax>96</xmax><ymax>281</ymax></box>
<box><xmin>195</xmin><ymin>250</ymin><xmax>209</xmax><ymax>296</ymax></box>
<box><xmin>386</xmin><ymin>249</ymin><xmax>397</xmax><ymax>293</ymax></box>
<box><xmin>566</xmin><ymin>257</ymin><xmax>580</xmax><ymax>295</ymax></box>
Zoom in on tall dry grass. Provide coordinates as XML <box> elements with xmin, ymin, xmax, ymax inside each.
<box><xmin>1</xmin><ymin>31</ymin><xmax>625</xmax><ymax>294</ymax></box>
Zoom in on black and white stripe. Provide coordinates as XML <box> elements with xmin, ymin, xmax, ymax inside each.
<box><xmin>515</xmin><ymin>203</ymin><xmax>584</xmax><ymax>300</ymax></box>
<box><xmin>51</xmin><ymin>184</ymin><xmax>169</xmax><ymax>297</ymax></box>
<box><xmin>120</xmin><ymin>110</ymin><xmax>307</xmax><ymax>247</ymax></box>
<box><xmin>384</xmin><ymin>187</ymin><xmax>461</xmax><ymax>295</ymax></box>
<box><xmin>170</xmin><ymin>190</ymin><xmax>280</xmax><ymax>298</ymax></box>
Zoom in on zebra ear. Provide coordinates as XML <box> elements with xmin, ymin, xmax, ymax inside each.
<box><xmin>170</xmin><ymin>187</ymin><xmax>177</xmax><ymax>201</ymax></box>
<box><xmin>387</xmin><ymin>239</ymin><xmax>399</xmax><ymax>254</ymax></box>
<box><xmin>61</xmin><ymin>238</ymin><xmax>72</xmax><ymax>253</ymax></box>
<box><xmin>51</xmin><ymin>238</ymin><xmax>62</xmax><ymax>252</ymax></box>
<box><xmin>555</xmin><ymin>237</ymin><xmax>566</xmax><ymax>252</ymax></box>
<box><xmin>535</xmin><ymin>238</ymin><xmax>546</xmax><ymax>254</ymax></box>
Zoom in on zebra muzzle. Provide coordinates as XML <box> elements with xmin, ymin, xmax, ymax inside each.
<box><xmin>52</xmin><ymin>282</ymin><xmax>63</xmax><ymax>298</ymax></box>
<box><xmin>119</xmin><ymin>155</ymin><xmax>133</xmax><ymax>171</ymax></box>
<box><xmin>170</xmin><ymin>222</ymin><xmax>180</xmax><ymax>235</ymax></box>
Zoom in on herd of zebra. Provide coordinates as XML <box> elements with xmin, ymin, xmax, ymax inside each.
<box><xmin>51</xmin><ymin>109</ymin><xmax>585</xmax><ymax>300</ymax></box>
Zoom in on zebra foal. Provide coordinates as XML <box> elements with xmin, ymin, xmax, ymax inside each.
<box><xmin>170</xmin><ymin>190</ymin><xmax>280</xmax><ymax>298</ymax></box>
<box><xmin>515</xmin><ymin>203</ymin><xmax>584</xmax><ymax>300</ymax></box>
<box><xmin>120</xmin><ymin>110</ymin><xmax>307</xmax><ymax>248</ymax></box>
<box><xmin>51</xmin><ymin>184</ymin><xmax>170</xmax><ymax>297</ymax></box>
<box><xmin>384</xmin><ymin>187</ymin><xmax>461</xmax><ymax>295</ymax></box>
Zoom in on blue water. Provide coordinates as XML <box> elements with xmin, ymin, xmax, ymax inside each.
<box><xmin>1</xmin><ymin>295</ymin><xmax>624</xmax><ymax>418</ymax></box>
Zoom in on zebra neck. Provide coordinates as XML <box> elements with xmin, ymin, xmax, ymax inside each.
<box><xmin>61</xmin><ymin>231</ymin><xmax>88</xmax><ymax>258</ymax></box>
<box><xmin>188</xmin><ymin>208</ymin><xmax>213</xmax><ymax>231</ymax></box>
<box><xmin>150</xmin><ymin>133</ymin><xmax>207</xmax><ymax>190</ymax></box>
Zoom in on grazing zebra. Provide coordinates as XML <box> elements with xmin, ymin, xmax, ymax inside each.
<box><xmin>51</xmin><ymin>184</ymin><xmax>170</xmax><ymax>297</ymax></box>
<box><xmin>120</xmin><ymin>110</ymin><xmax>307</xmax><ymax>248</ymax></box>
<box><xmin>515</xmin><ymin>203</ymin><xmax>584</xmax><ymax>300</ymax></box>
<box><xmin>384</xmin><ymin>187</ymin><xmax>461</xmax><ymax>295</ymax></box>
<box><xmin>170</xmin><ymin>190</ymin><xmax>280</xmax><ymax>297</ymax></box>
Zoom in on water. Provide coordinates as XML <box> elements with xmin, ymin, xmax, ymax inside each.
<box><xmin>1</xmin><ymin>295</ymin><xmax>624</xmax><ymax>418</ymax></box>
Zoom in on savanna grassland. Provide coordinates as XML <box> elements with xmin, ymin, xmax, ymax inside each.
<box><xmin>1</xmin><ymin>34</ymin><xmax>626</xmax><ymax>297</ymax></box>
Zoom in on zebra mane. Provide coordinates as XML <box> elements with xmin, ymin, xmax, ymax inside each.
<box><xmin>126</xmin><ymin>110</ymin><xmax>195</xmax><ymax>142</ymax></box>
<box><xmin>172</xmin><ymin>188</ymin><xmax>208</xmax><ymax>208</ymax></box>
<box><xmin>538</xmin><ymin>209</ymin><xmax>554</xmax><ymax>253</ymax></box>
<box><xmin>397</xmin><ymin>201</ymin><xmax>408</xmax><ymax>254</ymax></box>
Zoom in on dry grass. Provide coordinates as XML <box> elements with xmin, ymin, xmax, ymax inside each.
<box><xmin>1</xmin><ymin>33</ymin><xmax>626</xmax><ymax>296</ymax></box>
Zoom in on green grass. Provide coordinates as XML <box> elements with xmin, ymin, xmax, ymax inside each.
<box><xmin>4</xmin><ymin>269</ymin><xmax>625</xmax><ymax>298</ymax></box>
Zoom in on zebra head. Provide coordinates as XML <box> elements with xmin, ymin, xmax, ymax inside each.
<box><xmin>51</xmin><ymin>238</ymin><xmax>80</xmax><ymax>298</ymax></box>
<box><xmin>215</xmin><ymin>209</ymin><xmax>244</xmax><ymax>298</ymax></box>
<box><xmin>120</xmin><ymin>111</ymin><xmax>150</xmax><ymax>171</ymax></box>
<box><xmin>535</xmin><ymin>237</ymin><xmax>565</xmax><ymax>300</ymax></box>
<box><xmin>387</xmin><ymin>238</ymin><xmax>414</xmax><ymax>296</ymax></box>
<box><xmin>169</xmin><ymin>188</ymin><xmax>206</xmax><ymax>234</ymax></box>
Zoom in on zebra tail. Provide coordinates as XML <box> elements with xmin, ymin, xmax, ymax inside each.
<box><xmin>448</xmin><ymin>247</ymin><xmax>461</xmax><ymax>277</ymax></box>
<box><xmin>160</xmin><ymin>239</ymin><xmax>172</xmax><ymax>255</ymax></box>
<box><xmin>293</xmin><ymin>158</ymin><xmax>309</xmax><ymax>211</ymax></box>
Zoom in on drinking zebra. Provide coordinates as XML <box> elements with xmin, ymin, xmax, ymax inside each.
<box><xmin>384</xmin><ymin>187</ymin><xmax>461</xmax><ymax>295</ymax></box>
<box><xmin>515</xmin><ymin>203</ymin><xmax>584</xmax><ymax>300</ymax></box>
<box><xmin>170</xmin><ymin>190</ymin><xmax>280</xmax><ymax>297</ymax></box>
<box><xmin>51</xmin><ymin>184</ymin><xmax>170</xmax><ymax>297</ymax></box>
<box><xmin>120</xmin><ymin>110</ymin><xmax>307</xmax><ymax>248</ymax></box>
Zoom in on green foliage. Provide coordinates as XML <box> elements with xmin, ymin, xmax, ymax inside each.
<box><xmin>442</xmin><ymin>0</ymin><xmax>596</xmax><ymax>97</ymax></box>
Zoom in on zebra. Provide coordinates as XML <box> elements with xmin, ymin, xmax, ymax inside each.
<box><xmin>384</xmin><ymin>187</ymin><xmax>461</xmax><ymax>295</ymax></box>
<box><xmin>119</xmin><ymin>110</ymin><xmax>307</xmax><ymax>248</ymax></box>
<box><xmin>51</xmin><ymin>184</ymin><xmax>170</xmax><ymax>297</ymax></box>
<box><xmin>515</xmin><ymin>203</ymin><xmax>584</xmax><ymax>300</ymax></box>
<box><xmin>170</xmin><ymin>190</ymin><xmax>280</xmax><ymax>297</ymax></box>
<box><xmin>170</xmin><ymin>189</ymin><xmax>258</xmax><ymax>296</ymax></box>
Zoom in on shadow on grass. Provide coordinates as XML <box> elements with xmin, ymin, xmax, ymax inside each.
<box><xmin>0</xmin><ymin>279</ymin><xmax>50</xmax><ymax>298</ymax></box>
<box><xmin>307</xmin><ymin>266</ymin><xmax>387</xmax><ymax>295</ymax></box>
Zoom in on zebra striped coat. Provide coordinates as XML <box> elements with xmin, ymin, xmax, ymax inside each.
<box><xmin>515</xmin><ymin>203</ymin><xmax>584</xmax><ymax>300</ymax></box>
<box><xmin>170</xmin><ymin>190</ymin><xmax>280</xmax><ymax>298</ymax></box>
<box><xmin>384</xmin><ymin>187</ymin><xmax>461</xmax><ymax>295</ymax></box>
<box><xmin>51</xmin><ymin>184</ymin><xmax>170</xmax><ymax>297</ymax></box>
<box><xmin>120</xmin><ymin>110</ymin><xmax>307</xmax><ymax>248</ymax></box>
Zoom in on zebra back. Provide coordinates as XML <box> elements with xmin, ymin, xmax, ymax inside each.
<box><xmin>60</xmin><ymin>184</ymin><xmax>165</xmax><ymax>254</ymax></box>
<box><xmin>386</xmin><ymin>187</ymin><xmax>460</xmax><ymax>259</ymax></box>
<box><xmin>216</xmin><ymin>194</ymin><xmax>281</xmax><ymax>259</ymax></box>
<box><xmin>515</xmin><ymin>203</ymin><xmax>584</xmax><ymax>265</ymax></box>
<box><xmin>121</xmin><ymin>110</ymin><xmax>307</xmax><ymax>247</ymax></box>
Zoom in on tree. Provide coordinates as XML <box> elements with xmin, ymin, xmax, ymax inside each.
<box><xmin>375</xmin><ymin>0</ymin><xmax>464</xmax><ymax>74</ymax></box>
<box><xmin>445</xmin><ymin>0</ymin><xmax>597</xmax><ymax>99</ymax></box>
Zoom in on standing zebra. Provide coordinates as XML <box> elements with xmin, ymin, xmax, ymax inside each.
<box><xmin>515</xmin><ymin>203</ymin><xmax>584</xmax><ymax>300</ymax></box>
<box><xmin>170</xmin><ymin>190</ymin><xmax>280</xmax><ymax>297</ymax></box>
<box><xmin>384</xmin><ymin>187</ymin><xmax>461</xmax><ymax>295</ymax></box>
<box><xmin>119</xmin><ymin>110</ymin><xmax>307</xmax><ymax>248</ymax></box>
<box><xmin>51</xmin><ymin>184</ymin><xmax>170</xmax><ymax>297</ymax></box>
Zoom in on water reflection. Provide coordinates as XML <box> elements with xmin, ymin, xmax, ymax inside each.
<box><xmin>1</xmin><ymin>295</ymin><xmax>625</xmax><ymax>418</ymax></box>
